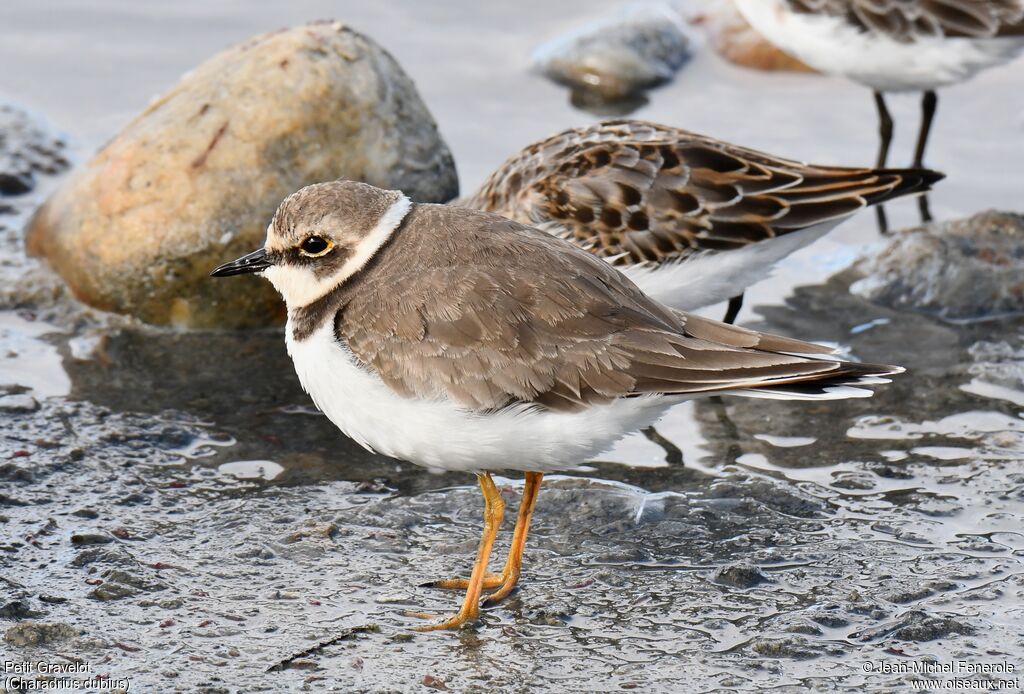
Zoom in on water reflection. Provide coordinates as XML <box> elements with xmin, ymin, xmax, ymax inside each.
<box><xmin>0</xmin><ymin>311</ymin><xmax>70</xmax><ymax>397</ymax></box>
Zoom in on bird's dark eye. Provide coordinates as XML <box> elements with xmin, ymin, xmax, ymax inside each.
<box><xmin>299</xmin><ymin>235</ymin><xmax>332</xmax><ymax>257</ymax></box>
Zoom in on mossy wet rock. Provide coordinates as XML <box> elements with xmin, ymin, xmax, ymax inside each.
<box><xmin>531</xmin><ymin>3</ymin><xmax>691</xmax><ymax>103</ymax></box>
<box><xmin>4</xmin><ymin>621</ymin><xmax>79</xmax><ymax>646</ymax></box>
<box><xmin>852</xmin><ymin>210</ymin><xmax>1024</xmax><ymax>321</ymax></box>
<box><xmin>26</xmin><ymin>21</ymin><xmax>457</xmax><ymax>329</ymax></box>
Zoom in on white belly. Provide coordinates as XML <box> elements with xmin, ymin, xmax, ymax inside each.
<box><xmin>285</xmin><ymin>318</ymin><xmax>681</xmax><ymax>473</ymax></box>
<box><xmin>734</xmin><ymin>0</ymin><xmax>1024</xmax><ymax>92</ymax></box>
<box><xmin>622</xmin><ymin>222</ymin><xmax>836</xmax><ymax>311</ymax></box>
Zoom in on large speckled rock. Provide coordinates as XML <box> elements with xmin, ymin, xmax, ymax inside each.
<box><xmin>852</xmin><ymin>211</ymin><xmax>1024</xmax><ymax>321</ymax></box>
<box><xmin>698</xmin><ymin>2</ymin><xmax>815</xmax><ymax>73</ymax></box>
<box><xmin>26</xmin><ymin>21</ymin><xmax>457</xmax><ymax>329</ymax></box>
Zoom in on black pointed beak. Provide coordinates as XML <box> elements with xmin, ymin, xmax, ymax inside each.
<box><xmin>210</xmin><ymin>248</ymin><xmax>271</xmax><ymax>277</ymax></box>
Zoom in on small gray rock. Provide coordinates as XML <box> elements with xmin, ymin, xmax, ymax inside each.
<box><xmin>749</xmin><ymin>636</ymin><xmax>820</xmax><ymax>660</ymax></box>
<box><xmin>374</xmin><ymin>592</ymin><xmax>417</xmax><ymax>605</ymax></box>
<box><xmin>0</xmin><ymin>599</ymin><xmax>45</xmax><ymax>620</ymax></box>
<box><xmin>69</xmin><ymin>546</ymin><xmax>135</xmax><ymax>567</ymax></box>
<box><xmin>831</xmin><ymin>472</ymin><xmax>876</xmax><ymax>491</ymax></box>
<box><xmin>0</xmin><ymin>463</ymin><xmax>35</xmax><ymax>483</ymax></box>
<box><xmin>809</xmin><ymin>611</ymin><xmax>849</xmax><ymax>628</ymax></box>
<box><xmin>712</xmin><ymin>562</ymin><xmax>769</xmax><ymax>588</ymax></box>
<box><xmin>532</xmin><ymin>3</ymin><xmax>689</xmax><ymax>104</ymax></box>
<box><xmin>37</xmin><ymin>595</ymin><xmax>68</xmax><ymax>605</ymax></box>
<box><xmin>890</xmin><ymin>610</ymin><xmax>974</xmax><ymax>642</ymax></box>
<box><xmin>883</xmin><ymin>580</ymin><xmax>956</xmax><ymax>605</ymax></box>
<box><xmin>0</xmin><ymin>394</ymin><xmax>40</xmax><ymax>413</ymax></box>
<box><xmin>91</xmin><ymin>569</ymin><xmax>168</xmax><ymax>601</ymax></box>
<box><xmin>0</xmin><ymin>104</ymin><xmax>69</xmax><ymax>196</ymax></box>
<box><xmin>852</xmin><ymin>210</ymin><xmax>1024</xmax><ymax>321</ymax></box>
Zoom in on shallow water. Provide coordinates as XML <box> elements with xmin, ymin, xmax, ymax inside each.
<box><xmin>1</xmin><ymin>2</ymin><xmax>1024</xmax><ymax>692</ymax></box>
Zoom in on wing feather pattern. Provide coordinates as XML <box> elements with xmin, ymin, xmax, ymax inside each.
<box><xmin>460</xmin><ymin>120</ymin><xmax>942</xmax><ymax>267</ymax></box>
<box><xmin>787</xmin><ymin>0</ymin><xmax>1024</xmax><ymax>40</ymax></box>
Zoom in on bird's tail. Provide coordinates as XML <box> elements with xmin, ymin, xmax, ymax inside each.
<box><xmin>863</xmin><ymin>167</ymin><xmax>944</xmax><ymax>206</ymax></box>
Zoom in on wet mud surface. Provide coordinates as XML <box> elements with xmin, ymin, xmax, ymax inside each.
<box><xmin>3</xmin><ymin>2</ymin><xmax>1024</xmax><ymax>691</ymax></box>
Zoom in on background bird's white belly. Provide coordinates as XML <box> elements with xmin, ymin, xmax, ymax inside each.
<box><xmin>734</xmin><ymin>0</ymin><xmax>1024</xmax><ymax>92</ymax></box>
<box><xmin>622</xmin><ymin>222</ymin><xmax>835</xmax><ymax>311</ymax></box>
<box><xmin>286</xmin><ymin>320</ymin><xmax>682</xmax><ymax>473</ymax></box>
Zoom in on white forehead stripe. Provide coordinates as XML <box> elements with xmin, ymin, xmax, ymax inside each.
<box><xmin>262</xmin><ymin>194</ymin><xmax>411</xmax><ymax>308</ymax></box>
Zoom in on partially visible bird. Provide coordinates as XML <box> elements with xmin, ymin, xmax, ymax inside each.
<box><xmin>733</xmin><ymin>0</ymin><xmax>1024</xmax><ymax>225</ymax></box>
<box><xmin>460</xmin><ymin>119</ymin><xmax>942</xmax><ymax>323</ymax></box>
<box><xmin>213</xmin><ymin>180</ymin><xmax>905</xmax><ymax>630</ymax></box>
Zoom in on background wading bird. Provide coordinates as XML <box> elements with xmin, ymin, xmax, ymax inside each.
<box><xmin>461</xmin><ymin>119</ymin><xmax>941</xmax><ymax>323</ymax></box>
<box><xmin>213</xmin><ymin>180</ymin><xmax>910</xmax><ymax>630</ymax></box>
<box><xmin>733</xmin><ymin>0</ymin><xmax>1024</xmax><ymax>228</ymax></box>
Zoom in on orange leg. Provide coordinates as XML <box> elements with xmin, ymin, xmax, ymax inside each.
<box><xmin>423</xmin><ymin>473</ymin><xmax>544</xmax><ymax>604</ymax></box>
<box><xmin>412</xmin><ymin>473</ymin><xmax>505</xmax><ymax>631</ymax></box>
<box><xmin>482</xmin><ymin>471</ymin><xmax>542</xmax><ymax>606</ymax></box>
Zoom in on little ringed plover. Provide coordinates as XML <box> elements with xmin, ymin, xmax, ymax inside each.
<box><xmin>212</xmin><ymin>179</ymin><xmax>903</xmax><ymax>631</ymax></box>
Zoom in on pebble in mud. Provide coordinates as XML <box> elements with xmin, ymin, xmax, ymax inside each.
<box><xmin>26</xmin><ymin>21</ymin><xmax>457</xmax><ymax>329</ymax></box>
<box><xmin>882</xmin><ymin>580</ymin><xmax>957</xmax><ymax>605</ymax></box>
<box><xmin>749</xmin><ymin>635</ymin><xmax>830</xmax><ymax>660</ymax></box>
<box><xmin>712</xmin><ymin>562</ymin><xmax>769</xmax><ymax>588</ymax></box>
<box><xmin>0</xmin><ymin>462</ymin><xmax>35</xmax><ymax>483</ymax></box>
<box><xmin>69</xmin><ymin>532</ymin><xmax>114</xmax><ymax>546</ymax></box>
<box><xmin>91</xmin><ymin>569</ymin><xmax>169</xmax><ymax>601</ymax></box>
<box><xmin>889</xmin><ymin>611</ymin><xmax>976</xmax><ymax>642</ymax></box>
<box><xmin>69</xmin><ymin>546</ymin><xmax>136</xmax><ymax>568</ymax></box>
<box><xmin>3</xmin><ymin>621</ymin><xmax>79</xmax><ymax>646</ymax></box>
<box><xmin>0</xmin><ymin>599</ymin><xmax>45</xmax><ymax>620</ymax></box>
<box><xmin>705</xmin><ymin>476</ymin><xmax>826</xmax><ymax>518</ymax></box>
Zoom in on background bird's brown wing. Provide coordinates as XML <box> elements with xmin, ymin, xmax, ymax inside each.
<box><xmin>787</xmin><ymin>0</ymin><xmax>1024</xmax><ymax>40</ymax></box>
<box><xmin>463</xmin><ymin>120</ymin><xmax>939</xmax><ymax>267</ymax></box>
<box><xmin>336</xmin><ymin>206</ymin><xmax>891</xmax><ymax>413</ymax></box>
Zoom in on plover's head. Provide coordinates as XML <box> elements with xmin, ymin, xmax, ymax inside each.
<box><xmin>211</xmin><ymin>181</ymin><xmax>411</xmax><ymax>307</ymax></box>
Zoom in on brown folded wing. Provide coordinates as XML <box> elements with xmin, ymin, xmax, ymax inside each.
<box><xmin>461</xmin><ymin>120</ymin><xmax>941</xmax><ymax>267</ymax></box>
<box><xmin>331</xmin><ymin>205</ymin><xmax>892</xmax><ymax>413</ymax></box>
<box><xmin>787</xmin><ymin>0</ymin><xmax>1024</xmax><ymax>40</ymax></box>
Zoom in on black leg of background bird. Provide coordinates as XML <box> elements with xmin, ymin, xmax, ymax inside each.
<box><xmin>913</xmin><ymin>91</ymin><xmax>938</xmax><ymax>168</ymax></box>
<box><xmin>875</xmin><ymin>206</ymin><xmax>890</xmax><ymax>234</ymax></box>
<box><xmin>707</xmin><ymin>397</ymin><xmax>744</xmax><ymax>464</ymax></box>
<box><xmin>917</xmin><ymin>192</ymin><xmax>933</xmax><ymax>224</ymax></box>
<box><xmin>641</xmin><ymin>426</ymin><xmax>684</xmax><ymax>466</ymax></box>
<box><xmin>723</xmin><ymin>294</ymin><xmax>743</xmax><ymax>324</ymax></box>
<box><xmin>874</xmin><ymin>91</ymin><xmax>893</xmax><ymax>169</ymax></box>
<box><xmin>914</xmin><ymin>90</ymin><xmax>938</xmax><ymax>224</ymax></box>
<box><xmin>872</xmin><ymin>91</ymin><xmax>895</xmax><ymax>234</ymax></box>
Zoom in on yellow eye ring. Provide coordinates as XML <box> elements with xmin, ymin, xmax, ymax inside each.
<box><xmin>299</xmin><ymin>235</ymin><xmax>333</xmax><ymax>257</ymax></box>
